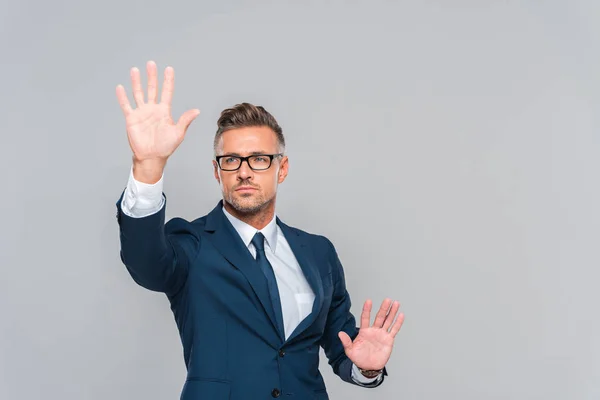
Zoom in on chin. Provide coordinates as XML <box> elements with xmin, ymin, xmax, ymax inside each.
<box><xmin>229</xmin><ymin>194</ymin><xmax>265</xmax><ymax>214</ymax></box>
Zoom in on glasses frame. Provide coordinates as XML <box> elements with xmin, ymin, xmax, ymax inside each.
<box><xmin>215</xmin><ymin>153</ymin><xmax>284</xmax><ymax>171</ymax></box>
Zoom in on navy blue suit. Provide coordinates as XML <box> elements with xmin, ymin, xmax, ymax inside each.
<box><xmin>116</xmin><ymin>194</ymin><xmax>387</xmax><ymax>399</ymax></box>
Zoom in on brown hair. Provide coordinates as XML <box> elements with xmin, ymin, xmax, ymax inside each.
<box><xmin>214</xmin><ymin>102</ymin><xmax>285</xmax><ymax>154</ymax></box>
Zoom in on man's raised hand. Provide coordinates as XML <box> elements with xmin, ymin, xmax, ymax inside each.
<box><xmin>115</xmin><ymin>61</ymin><xmax>200</xmax><ymax>183</ymax></box>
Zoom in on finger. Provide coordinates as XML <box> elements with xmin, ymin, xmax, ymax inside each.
<box><xmin>176</xmin><ymin>108</ymin><xmax>201</xmax><ymax>133</ymax></box>
<box><xmin>160</xmin><ymin>66</ymin><xmax>175</xmax><ymax>106</ymax></box>
<box><xmin>338</xmin><ymin>331</ymin><xmax>353</xmax><ymax>353</ymax></box>
<box><xmin>146</xmin><ymin>60</ymin><xmax>158</xmax><ymax>104</ymax></box>
<box><xmin>382</xmin><ymin>300</ymin><xmax>400</xmax><ymax>331</ymax></box>
<box><xmin>373</xmin><ymin>298</ymin><xmax>393</xmax><ymax>328</ymax></box>
<box><xmin>389</xmin><ymin>312</ymin><xmax>405</xmax><ymax>338</ymax></box>
<box><xmin>130</xmin><ymin>67</ymin><xmax>145</xmax><ymax>106</ymax></box>
<box><xmin>360</xmin><ymin>299</ymin><xmax>372</xmax><ymax>329</ymax></box>
<box><xmin>115</xmin><ymin>85</ymin><xmax>133</xmax><ymax>117</ymax></box>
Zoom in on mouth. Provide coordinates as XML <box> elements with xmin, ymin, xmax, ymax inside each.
<box><xmin>235</xmin><ymin>186</ymin><xmax>258</xmax><ymax>192</ymax></box>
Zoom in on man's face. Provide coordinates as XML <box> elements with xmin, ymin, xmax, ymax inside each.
<box><xmin>213</xmin><ymin>126</ymin><xmax>288</xmax><ymax>214</ymax></box>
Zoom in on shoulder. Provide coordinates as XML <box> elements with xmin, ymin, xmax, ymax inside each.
<box><xmin>282</xmin><ymin>224</ymin><xmax>346</xmax><ymax>283</ymax></box>
<box><xmin>164</xmin><ymin>214</ymin><xmax>209</xmax><ymax>238</ymax></box>
<box><xmin>280</xmin><ymin>223</ymin><xmax>337</xmax><ymax>254</ymax></box>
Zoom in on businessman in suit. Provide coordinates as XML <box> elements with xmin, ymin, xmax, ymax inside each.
<box><xmin>114</xmin><ymin>60</ymin><xmax>404</xmax><ymax>399</ymax></box>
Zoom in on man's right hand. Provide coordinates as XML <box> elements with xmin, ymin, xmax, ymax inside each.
<box><xmin>115</xmin><ymin>60</ymin><xmax>200</xmax><ymax>184</ymax></box>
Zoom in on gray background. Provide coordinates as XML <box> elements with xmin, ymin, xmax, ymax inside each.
<box><xmin>1</xmin><ymin>0</ymin><xmax>599</xmax><ymax>399</ymax></box>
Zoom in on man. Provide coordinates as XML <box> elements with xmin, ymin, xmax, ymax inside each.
<box><xmin>114</xmin><ymin>60</ymin><xmax>404</xmax><ymax>400</ymax></box>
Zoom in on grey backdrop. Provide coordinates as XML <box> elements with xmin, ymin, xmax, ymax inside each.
<box><xmin>1</xmin><ymin>0</ymin><xmax>599</xmax><ymax>399</ymax></box>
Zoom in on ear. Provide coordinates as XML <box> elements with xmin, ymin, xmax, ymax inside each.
<box><xmin>212</xmin><ymin>160</ymin><xmax>221</xmax><ymax>183</ymax></box>
<box><xmin>277</xmin><ymin>156</ymin><xmax>289</xmax><ymax>184</ymax></box>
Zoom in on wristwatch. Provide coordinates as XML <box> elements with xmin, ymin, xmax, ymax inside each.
<box><xmin>358</xmin><ymin>367</ymin><xmax>383</xmax><ymax>378</ymax></box>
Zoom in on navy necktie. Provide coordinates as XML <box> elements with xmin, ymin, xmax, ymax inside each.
<box><xmin>251</xmin><ymin>232</ymin><xmax>285</xmax><ymax>338</ymax></box>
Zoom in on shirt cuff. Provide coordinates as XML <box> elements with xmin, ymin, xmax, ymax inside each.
<box><xmin>120</xmin><ymin>165</ymin><xmax>165</xmax><ymax>218</ymax></box>
<box><xmin>350</xmin><ymin>363</ymin><xmax>382</xmax><ymax>384</ymax></box>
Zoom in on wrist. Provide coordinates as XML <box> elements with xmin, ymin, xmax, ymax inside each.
<box><xmin>132</xmin><ymin>157</ymin><xmax>167</xmax><ymax>184</ymax></box>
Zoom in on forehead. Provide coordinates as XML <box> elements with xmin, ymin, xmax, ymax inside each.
<box><xmin>218</xmin><ymin>126</ymin><xmax>279</xmax><ymax>154</ymax></box>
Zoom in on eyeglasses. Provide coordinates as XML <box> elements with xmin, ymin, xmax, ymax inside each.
<box><xmin>215</xmin><ymin>153</ymin><xmax>283</xmax><ymax>171</ymax></box>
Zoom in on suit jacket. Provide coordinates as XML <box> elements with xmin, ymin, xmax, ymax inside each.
<box><xmin>115</xmin><ymin>193</ymin><xmax>387</xmax><ymax>399</ymax></box>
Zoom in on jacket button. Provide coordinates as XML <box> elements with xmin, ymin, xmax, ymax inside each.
<box><xmin>279</xmin><ymin>349</ymin><xmax>285</xmax><ymax>357</ymax></box>
<box><xmin>271</xmin><ymin>388</ymin><xmax>281</xmax><ymax>397</ymax></box>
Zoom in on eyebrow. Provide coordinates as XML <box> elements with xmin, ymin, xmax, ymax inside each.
<box><xmin>220</xmin><ymin>151</ymin><xmax>271</xmax><ymax>157</ymax></box>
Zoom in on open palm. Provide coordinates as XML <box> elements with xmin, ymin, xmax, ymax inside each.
<box><xmin>115</xmin><ymin>61</ymin><xmax>200</xmax><ymax>164</ymax></box>
<box><xmin>338</xmin><ymin>298</ymin><xmax>404</xmax><ymax>370</ymax></box>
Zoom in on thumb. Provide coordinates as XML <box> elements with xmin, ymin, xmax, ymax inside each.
<box><xmin>177</xmin><ymin>109</ymin><xmax>201</xmax><ymax>133</ymax></box>
<box><xmin>338</xmin><ymin>331</ymin><xmax>353</xmax><ymax>353</ymax></box>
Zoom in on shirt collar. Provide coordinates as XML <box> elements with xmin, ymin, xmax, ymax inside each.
<box><xmin>222</xmin><ymin>205</ymin><xmax>278</xmax><ymax>253</ymax></box>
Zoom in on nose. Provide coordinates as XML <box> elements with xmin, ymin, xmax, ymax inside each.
<box><xmin>236</xmin><ymin>159</ymin><xmax>254</xmax><ymax>180</ymax></box>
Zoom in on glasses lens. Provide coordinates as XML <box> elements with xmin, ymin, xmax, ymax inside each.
<box><xmin>248</xmin><ymin>155</ymin><xmax>271</xmax><ymax>170</ymax></box>
<box><xmin>220</xmin><ymin>156</ymin><xmax>241</xmax><ymax>170</ymax></box>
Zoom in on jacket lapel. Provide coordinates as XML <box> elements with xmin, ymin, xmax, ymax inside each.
<box><xmin>277</xmin><ymin>218</ymin><xmax>325</xmax><ymax>345</ymax></box>
<box><xmin>203</xmin><ymin>201</ymin><xmax>283</xmax><ymax>342</ymax></box>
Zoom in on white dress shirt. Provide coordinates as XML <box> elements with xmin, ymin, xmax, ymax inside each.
<box><xmin>120</xmin><ymin>166</ymin><xmax>381</xmax><ymax>384</ymax></box>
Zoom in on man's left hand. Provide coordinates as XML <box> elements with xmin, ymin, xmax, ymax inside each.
<box><xmin>338</xmin><ymin>298</ymin><xmax>404</xmax><ymax>371</ymax></box>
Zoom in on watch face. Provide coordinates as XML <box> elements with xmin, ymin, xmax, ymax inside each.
<box><xmin>360</xmin><ymin>369</ymin><xmax>381</xmax><ymax>378</ymax></box>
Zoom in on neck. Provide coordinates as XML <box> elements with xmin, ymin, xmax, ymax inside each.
<box><xmin>223</xmin><ymin>199</ymin><xmax>276</xmax><ymax>230</ymax></box>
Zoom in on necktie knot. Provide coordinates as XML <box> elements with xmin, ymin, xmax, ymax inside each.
<box><xmin>251</xmin><ymin>232</ymin><xmax>266</xmax><ymax>253</ymax></box>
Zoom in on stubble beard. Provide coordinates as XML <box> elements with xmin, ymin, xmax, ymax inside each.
<box><xmin>227</xmin><ymin>190</ymin><xmax>273</xmax><ymax>215</ymax></box>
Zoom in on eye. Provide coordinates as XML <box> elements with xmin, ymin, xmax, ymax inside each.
<box><xmin>224</xmin><ymin>157</ymin><xmax>237</xmax><ymax>163</ymax></box>
<box><xmin>254</xmin><ymin>156</ymin><xmax>267</xmax><ymax>162</ymax></box>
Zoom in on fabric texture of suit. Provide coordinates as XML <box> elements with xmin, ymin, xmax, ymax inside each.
<box><xmin>115</xmin><ymin>192</ymin><xmax>387</xmax><ymax>399</ymax></box>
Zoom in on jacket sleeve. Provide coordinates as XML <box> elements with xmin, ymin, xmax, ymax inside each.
<box><xmin>115</xmin><ymin>190</ymin><xmax>200</xmax><ymax>297</ymax></box>
<box><xmin>318</xmin><ymin>237</ymin><xmax>388</xmax><ymax>388</ymax></box>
